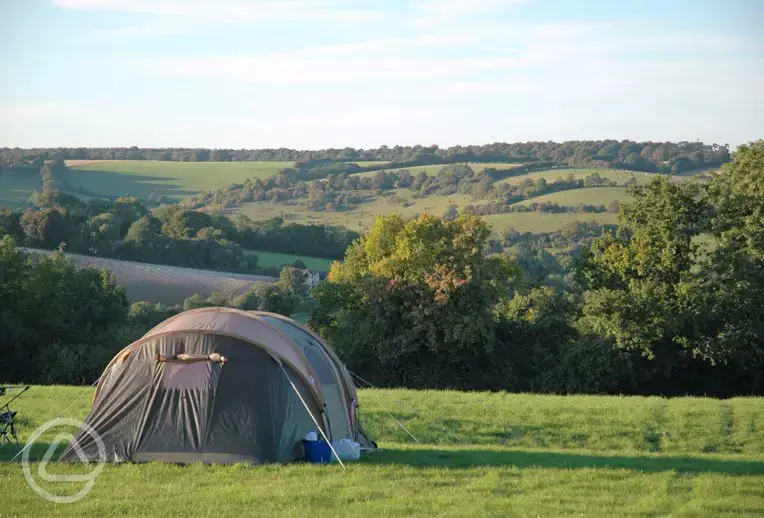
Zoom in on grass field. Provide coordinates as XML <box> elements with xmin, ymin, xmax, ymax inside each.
<box><xmin>484</xmin><ymin>211</ymin><xmax>619</xmax><ymax>233</ymax></box>
<box><xmin>352</xmin><ymin>162</ymin><xmax>524</xmax><ymax>179</ymax></box>
<box><xmin>25</xmin><ymin>248</ymin><xmax>275</xmax><ymax>305</ymax></box>
<box><xmin>0</xmin><ymin>386</ymin><xmax>762</xmax><ymax>516</ymax></box>
<box><xmin>0</xmin><ymin>170</ymin><xmax>41</xmax><ymax>209</ymax></box>
<box><xmin>64</xmin><ymin>161</ymin><xmax>293</xmax><ymax>201</ymax></box>
<box><xmin>245</xmin><ymin>249</ymin><xmax>335</xmax><ymax>272</ymax></box>
<box><xmin>514</xmin><ymin>187</ymin><xmax>631</xmax><ymax>208</ymax></box>
<box><xmin>234</xmin><ymin>189</ymin><xmax>475</xmax><ymax>231</ymax></box>
<box><xmin>234</xmin><ymin>187</ymin><xmax>622</xmax><ymax>234</ymax></box>
<box><xmin>496</xmin><ymin>168</ymin><xmax>655</xmax><ymax>185</ymax></box>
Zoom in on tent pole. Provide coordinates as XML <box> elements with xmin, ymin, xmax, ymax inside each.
<box><xmin>278</xmin><ymin>363</ymin><xmax>346</xmax><ymax>471</ymax></box>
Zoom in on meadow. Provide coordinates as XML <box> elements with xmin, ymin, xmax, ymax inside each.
<box><xmin>63</xmin><ymin>160</ymin><xmax>294</xmax><ymax>201</ymax></box>
<box><xmin>351</xmin><ymin>162</ymin><xmax>524</xmax><ymax>179</ymax></box>
<box><xmin>496</xmin><ymin>168</ymin><xmax>657</xmax><ymax>185</ymax></box>
<box><xmin>243</xmin><ymin>249</ymin><xmax>335</xmax><ymax>272</ymax></box>
<box><xmin>513</xmin><ymin>186</ymin><xmax>630</xmax><ymax>208</ymax></box>
<box><xmin>0</xmin><ymin>170</ymin><xmax>42</xmax><ymax>209</ymax></box>
<box><xmin>235</xmin><ymin>189</ymin><xmax>622</xmax><ymax>234</ymax></box>
<box><xmin>0</xmin><ymin>386</ymin><xmax>762</xmax><ymax>516</ymax></box>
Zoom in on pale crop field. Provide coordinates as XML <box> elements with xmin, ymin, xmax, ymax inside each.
<box><xmin>0</xmin><ymin>386</ymin><xmax>761</xmax><ymax>516</ymax></box>
<box><xmin>24</xmin><ymin>248</ymin><xmax>275</xmax><ymax>305</ymax></box>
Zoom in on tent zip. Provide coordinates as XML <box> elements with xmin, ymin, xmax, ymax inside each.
<box><xmin>278</xmin><ymin>363</ymin><xmax>346</xmax><ymax>470</ymax></box>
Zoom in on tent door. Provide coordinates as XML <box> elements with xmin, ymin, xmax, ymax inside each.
<box><xmin>133</xmin><ymin>357</ymin><xmax>223</xmax><ymax>458</ymax></box>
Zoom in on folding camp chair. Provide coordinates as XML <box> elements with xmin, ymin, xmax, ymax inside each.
<box><xmin>0</xmin><ymin>385</ymin><xmax>30</xmax><ymax>446</ymax></box>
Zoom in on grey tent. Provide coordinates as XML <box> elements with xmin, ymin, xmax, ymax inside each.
<box><xmin>61</xmin><ymin>308</ymin><xmax>375</xmax><ymax>464</ymax></box>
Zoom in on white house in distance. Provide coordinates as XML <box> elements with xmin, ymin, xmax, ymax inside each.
<box><xmin>299</xmin><ymin>269</ymin><xmax>322</xmax><ymax>289</ymax></box>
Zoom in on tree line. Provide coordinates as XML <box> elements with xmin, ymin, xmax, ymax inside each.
<box><xmin>185</xmin><ymin>161</ymin><xmax>636</xmax><ymax>216</ymax></box>
<box><xmin>2</xmin><ymin>139</ymin><xmax>730</xmax><ymax>174</ymax></box>
<box><xmin>310</xmin><ymin>141</ymin><xmax>764</xmax><ymax>396</ymax></box>
<box><xmin>0</xmin><ymin>191</ymin><xmax>357</xmax><ymax>276</ymax></box>
<box><xmin>0</xmin><ymin>238</ymin><xmax>307</xmax><ymax>384</ymax></box>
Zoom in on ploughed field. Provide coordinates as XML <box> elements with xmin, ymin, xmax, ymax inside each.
<box><xmin>24</xmin><ymin>248</ymin><xmax>276</xmax><ymax>304</ymax></box>
<box><xmin>1</xmin><ymin>386</ymin><xmax>761</xmax><ymax>516</ymax></box>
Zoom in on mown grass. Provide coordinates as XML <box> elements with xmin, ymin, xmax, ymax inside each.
<box><xmin>0</xmin><ymin>386</ymin><xmax>762</xmax><ymax>516</ymax></box>
<box><xmin>64</xmin><ymin>161</ymin><xmax>293</xmax><ymax>201</ymax></box>
<box><xmin>496</xmin><ymin>168</ymin><xmax>655</xmax><ymax>185</ymax></box>
<box><xmin>244</xmin><ymin>249</ymin><xmax>335</xmax><ymax>272</ymax></box>
<box><xmin>351</xmin><ymin>162</ymin><xmax>524</xmax><ymax>179</ymax></box>
<box><xmin>513</xmin><ymin>186</ymin><xmax>631</xmax><ymax>208</ymax></box>
<box><xmin>0</xmin><ymin>170</ymin><xmax>41</xmax><ymax>209</ymax></box>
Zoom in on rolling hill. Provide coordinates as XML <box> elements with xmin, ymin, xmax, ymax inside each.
<box><xmin>24</xmin><ymin>248</ymin><xmax>275</xmax><ymax>305</ymax></box>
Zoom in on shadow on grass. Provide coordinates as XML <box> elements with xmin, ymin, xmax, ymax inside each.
<box><xmin>4</xmin><ymin>444</ymin><xmax>762</xmax><ymax>477</ymax></box>
<box><xmin>63</xmin><ymin>169</ymin><xmax>198</xmax><ymax>199</ymax></box>
<box><xmin>361</xmin><ymin>448</ymin><xmax>764</xmax><ymax>476</ymax></box>
<box><xmin>0</xmin><ymin>442</ymin><xmax>68</xmax><ymax>463</ymax></box>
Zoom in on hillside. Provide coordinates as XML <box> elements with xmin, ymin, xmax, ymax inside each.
<box><xmin>1</xmin><ymin>386</ymin><xmax>762</xmax><ymax>516</ymax></box>
<box><xmin>64</xmin><ymin>160</ymin><xmax>294</xmax><ymax>201</ymax></box>
<box><xmin>25</xmin><ymin>248</ymin><xmax>275</xmax><ymax>304</ymax></box>
<box><xmin>513</xmin><ymin>186</ymin><xmax>631</xmax><ymax>208</ymax></box>
<box><xmin>497</xmin><ymin>167</ymin><xmax>659</xmax><ymax>185</ymax></box>
<box><xmin>352</xmin><ymin>162</ymin><xmax>525</xmax><ymax>179</ymax></box>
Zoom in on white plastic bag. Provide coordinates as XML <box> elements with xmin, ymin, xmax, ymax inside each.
<box><xmin>330</xmin><ymin>438</ymin><xmax>361</xmax><ymax>461</ymax></box>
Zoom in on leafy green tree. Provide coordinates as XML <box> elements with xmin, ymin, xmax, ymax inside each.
<box><xmin>311</xmin><ymin>213</ymin><xmax>519</xmax><ymax>388</ymax></box>
<box><xmin>20</xmin><ymin>208</ymin><xmax>73</xmax><ymax>248</ymax></box>
<box><xmin>279</xmin><ymin>266</ymin><xmax>307</xmax><ymax>298</ymax></box>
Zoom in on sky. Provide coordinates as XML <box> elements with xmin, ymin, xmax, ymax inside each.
<box><xmin>1</xmin><ymin>0</ymin><xmax>762</xmax><ymax>149</ymax></box>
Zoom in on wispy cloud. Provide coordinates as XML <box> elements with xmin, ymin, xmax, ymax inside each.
<box><xmin>53</xmin><ymin>0</ymin><xmax>382</xmax><ymax>37</ymax></box>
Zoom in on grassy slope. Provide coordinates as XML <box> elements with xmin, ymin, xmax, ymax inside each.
<box><xmin>0</xmin><ymin>170</ymin><xmax>41</xmax><ymax>210</ymax></box>
<box><xmin>0</xmin><ymin>387</ymin><xmax>762</xmax><ymax>516</ymax></box>
<box><xmin>513</xmin><ymin>186</ymin><xmax>630</xmax><ymax>207</ymax></box>
<box><xmin>64</xmin><ymin>161</ymin><xmax>293</xmax><ymax>201</ymax></box>
<box><xmin>497</xmin><ymin>168</ymin><xmax>656</xmax><ymax>185</ymax></box>
<box><xmin>244</xmin><ymin>249</ymin><xmax>335</xmax><ymax>272</ymax></box>
<box><xmin>484</xmin><ymin>211</ymin><xmax>618</xmax><ymax>233</ymax></box>
<box><xmin>352</xmin><ymin>162</ymin><xmax>524</xmax><ymax>179</ymax></box>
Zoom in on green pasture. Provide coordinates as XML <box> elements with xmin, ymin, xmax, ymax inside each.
<box><xmin>0</xmin><ymin>170</ymin><xmax>41</xmax><ymax>210</ymax></box>
<box><xmin>513</xmin><ymin>187</ymin><xmax>631</xmax><ymax>207</ymax></box>
<box><xmin>64</xmin><ymin>161</ymin><xmax>293</xmax><ymax>201</ymax></box>
<box><xmin>497</xmin><ymin>168</ymin><xmax>657</xmax><ymax>185</ymax></box>
<box><xmin>0</xmin><ymin>386</ymin><xmax>762</xmax><ymax>516</ymax></box>
<box><xmin>351</xmin><ymin>162</ymin><xmax>524</xmax><ymax>179</ymax></box>
<box><xmin>484</xmin><ymin>211</ymin><xmax>619</xmax><ymax>233</ymax></box>
<box><xmin>244</xmin><ymin>249</ymin><xmax>335</xmax><ymax>272</ymax></box>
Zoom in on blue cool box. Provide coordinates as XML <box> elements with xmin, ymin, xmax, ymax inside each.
<box><xmin>302</xmin><ymin>439</ymin><xmax>332</xmax><ymax>464</ymax></box>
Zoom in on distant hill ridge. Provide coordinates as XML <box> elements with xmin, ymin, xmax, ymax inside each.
<box><xmin>2</xmin><ymin>139</ymin><xmax>731</xmax><ymax>175</ymax></box>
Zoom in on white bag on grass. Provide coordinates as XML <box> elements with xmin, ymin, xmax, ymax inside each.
<box><xmin>330</xmin><ymin>438</ymin><xmax>361</xmax><ymax>461</ymax></box>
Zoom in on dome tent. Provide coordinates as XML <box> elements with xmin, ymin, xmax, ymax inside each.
<box><xmin>61</xmin><ymin>308</ymin><xmax>375</xmax><ymax>464</ymax></box>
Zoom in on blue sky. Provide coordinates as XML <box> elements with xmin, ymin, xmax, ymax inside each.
<box><xmin>1</xmin><ymin>0</ymin><xmax>762</xmax><ymax>148</ymax></box>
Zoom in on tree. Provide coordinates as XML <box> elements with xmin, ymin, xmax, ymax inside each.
<box><xmin>310</xmin><ymin>213</ymin><xmax>520</xmax><ymax>389</ymax></box>
<box><xmin>279</xmin><ymin>266</ymin><xmax>307</xmax><ymax>298</ymax></box>
<box><xmin>21</xmin><ymin>208</ymin><xmax>73</xmax><ymax>248</ymax></box>
<box><xmin>443</xmin><ymin>205</ymin><xmax>458</xmax><ymax>221</ymax></box>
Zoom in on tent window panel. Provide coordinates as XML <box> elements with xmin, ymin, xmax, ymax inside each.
<box><xmin>302</xmin><ymin>347</ymin><xmax>335</xmax><ymax>384</ymax></box>
<box><xmin>161</xmin><ymin>362</ymin><xmax>211</xmax><ymax>390</ymax></box>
